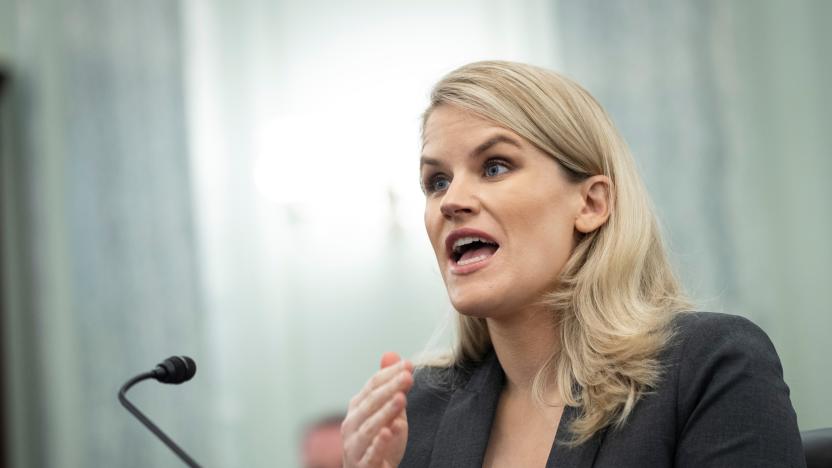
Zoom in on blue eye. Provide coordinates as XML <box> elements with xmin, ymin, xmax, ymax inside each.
<box><xmin>428</xmin><ymin>176</ymin><xmax>450</xmax><ymax>193</ymax></box>
<box><xmin>484</xmin><ymin>160</ymin><xmax>510</xmax><ymax>177</ymax></box>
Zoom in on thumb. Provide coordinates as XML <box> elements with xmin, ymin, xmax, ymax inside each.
<box><xmin>380</xmin><ymin>351</ymin><xmax>401</xmax><ymax>369</ymax></box>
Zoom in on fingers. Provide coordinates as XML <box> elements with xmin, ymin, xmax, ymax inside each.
<box><xmin>359</xmin><ymin>390</ymin><xmax>406</xmax><ymax>444</ymax></box>
<box><xmin>389</xmin><ymin>413</ymin><xmax>407</xmax><ymax>436</ymax></box>
<box><xmin>380</xmin><ymin>351</ymin><xmax>401</xmax><ymax>369</ymax></box>
<box><xmin>344</xmin><ymin>392</ymin><xmax>409</xmax><ymax>467</ymax></box>
<box><xmin>352</xmin><ymin>391</ymin><xmax>406</xmax><ymax>460</ymax></box>
<box><xmin>343</xmin><ymin>354</ymin><xmax>414</xmax><ymax>467</ymax></box>
<box><xmin>354</xmin><ymin>393</ymin><xmax>410</xmax><ymax>467</ymax></box>
<box><xmin>359</xmin><ymin>426</ymin><xmax>394</xmax><ymax>466</ymax></box>
<box><xmin>344</xmin><ymin>366</ymin><xmax>412</xmax><ymax>443</ymax></box>
<box><xmin>349</xmin><ymin>359</ymin><xmax>413</xmax><ymax>411</ymax></box>
<box><xmin>358</xmin><ymin>405</ymin><xmax>409</xmax><ymax>467</ymax></box>
<box><xmin>350</xmin><ymin>366</ymin><xmax>413</xmax><ymax>424</ymax></box>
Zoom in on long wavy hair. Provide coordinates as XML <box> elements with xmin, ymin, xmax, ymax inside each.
<box><xmin>421</xmin><ymin>61</ymin><xmax>690</xmax><ymax>444</ymax></box>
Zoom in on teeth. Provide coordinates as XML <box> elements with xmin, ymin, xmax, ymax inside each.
<box><xmin>452</xmin><ymin>236</ymin><xmax>496</xmax><ymax>253</ymax></box>
<box><xmin>457</xmin><ymin>254</ymin><xmax>490</xmax><ymax>266</ymax></box>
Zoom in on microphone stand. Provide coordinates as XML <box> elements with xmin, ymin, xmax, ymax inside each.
<box><xmin>118</xmin><ymin>372</ymin><xmax>202</xmax><ymax>467</ymax></box>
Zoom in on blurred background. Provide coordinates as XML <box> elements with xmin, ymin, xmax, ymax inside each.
<box><xmin>1</xmin><ymin>0</ymin><xmax>830</xmax><ymax>466</ymax></box>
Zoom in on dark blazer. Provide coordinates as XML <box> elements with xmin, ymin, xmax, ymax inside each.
<box><xmin>401</xmin><ymin>312</ymin><xmax>805</xmax><ymax>467</ymax></box>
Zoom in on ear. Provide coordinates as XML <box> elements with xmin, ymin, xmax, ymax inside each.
<box><xmin>574</xmin><ymin>175</ymin><xmax>611</xmax><ymax>234</ymax></box>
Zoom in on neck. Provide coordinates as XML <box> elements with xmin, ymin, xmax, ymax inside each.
<box><xmin>486</xmin><ymin>304</ymin><xmax>560</xmax><ymax>399</ymax></box>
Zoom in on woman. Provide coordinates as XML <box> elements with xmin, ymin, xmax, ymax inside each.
<box><xmin>341</xmin><ymin>61</ymin><xmax>805</xmax><ymax>467</ymax></box>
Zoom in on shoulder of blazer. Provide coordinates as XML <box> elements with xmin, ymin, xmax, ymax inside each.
<box><xmin>666</xmin><ymin>310</ymin><xmax>780</xmax><ymax>403</ymax></box>
<box><xmin>669</xmin><ymin>311</ymin><xmax>778</xmax><ymax>369</ymax></box>
<box><xmin>666</xmin><ymin>311</ymin><xmax>804</xmax><ymax>466</ymax></box>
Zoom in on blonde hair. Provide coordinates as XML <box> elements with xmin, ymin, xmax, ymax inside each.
<box><xmin>421</xmin><ymin>61</ymin><xmax>690</xmax><ymax>444</ymax></box>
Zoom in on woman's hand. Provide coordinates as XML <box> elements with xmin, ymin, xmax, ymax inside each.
<box><xmin>342</xmin><ymin>352</ymin><xmax>414</xmax><ymax>468</ymax></box>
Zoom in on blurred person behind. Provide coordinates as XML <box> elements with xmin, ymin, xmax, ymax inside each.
<box><xmin>301</xmin><ymin>414</ymin><xmax>344</xmax><ymax>468</ymax></box>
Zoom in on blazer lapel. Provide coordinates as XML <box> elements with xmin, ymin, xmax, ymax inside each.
<box><xmin>428</xmin><ymin>352</ymin><xmax>606</xmax><ymax>468</ymax></box>
<box><xmin>546</xmin><ymin>405</ymin><xmax>606</xmax><ymax>468</ymax></box>
<box><xmin>429</xmin><ymin>352</ymin><xmax>504</xmax><ymax>468</ymax></box>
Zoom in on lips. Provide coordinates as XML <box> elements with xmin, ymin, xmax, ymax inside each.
<box><xmin>445</xmin><ymin>228</ymin><xmax>500</xmax><ymax>274</ymax></box>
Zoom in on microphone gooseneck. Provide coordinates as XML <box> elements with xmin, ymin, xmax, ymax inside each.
<box><xmin>118</xmin><ymin>356</ymin><xmax>201</xmax><ymax>468</ymax></box>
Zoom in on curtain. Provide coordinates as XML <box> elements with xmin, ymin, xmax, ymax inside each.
<box><xmin>1</xmin><ymin>1</ymin><xmax>205</xmax><ymax>467</ymax></box>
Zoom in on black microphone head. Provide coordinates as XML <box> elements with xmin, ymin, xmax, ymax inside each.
<box><xmin>153</xmin><ymin>356</ymin><xmax>197</xmax><ymax>384</ymax></box>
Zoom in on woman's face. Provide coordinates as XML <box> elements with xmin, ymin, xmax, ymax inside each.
<box><xmin>421</xmin><ymin>105</ymin><xmax>588</xmax><ymax>320</ymax></box>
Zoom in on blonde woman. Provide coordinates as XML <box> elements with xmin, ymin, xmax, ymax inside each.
<box><xmin>340</xmin><ymin>61</ymin><xmax>805</xmax><ymax>467</ymax></box>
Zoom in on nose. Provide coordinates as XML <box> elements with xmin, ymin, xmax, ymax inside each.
<box><xmin>439</xmin><ymin>176</ymin><xmax>479</xmax><ymax>219</ymax></box>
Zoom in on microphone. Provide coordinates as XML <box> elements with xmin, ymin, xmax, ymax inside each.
<box><xmin>152</xmin><ymin>355</ymin><xmax>197</xmax><ymax>384</ymax></box>
<box><xmin>118</xmin><ymin>356</ymin><xmax>201</xmax><ymax>467</ymax></box>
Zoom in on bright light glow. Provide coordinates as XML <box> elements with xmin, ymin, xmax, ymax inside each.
<box><xmin>252</xmin><ymin>113</ymin><xmax>394</xmax><ymax>206</ymax></box>
<box><xmin>250</xmin><ymin>2</ymin><xmax>559</xmax><ymax>229</ymax></box>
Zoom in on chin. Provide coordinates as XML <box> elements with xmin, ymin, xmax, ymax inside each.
<box><xmin>446</xmin><ymin>279</ymin><xmax>552</xmax><ymax>320</ymax></box>
<box><xmin>447</xmin><ymin>288</ymin><xmax>508</xmax><ymax>319</ymax></box>
<box><xmin>452</xmin><ymin>302</ymin><xmax>494</xmax><ymax>319</ymax></box>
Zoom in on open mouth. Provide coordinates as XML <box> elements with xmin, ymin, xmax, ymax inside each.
<box><xmin>451</xmin><ymin>236</ymin><xmax>500</xmax><ymax>266</ymax></box>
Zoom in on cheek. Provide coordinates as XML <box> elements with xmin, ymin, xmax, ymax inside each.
<box><xmin>424</xmin><ymin>202</ymin><xmax>443</xmax><ymax>255</ymax></box>
<box><xmin>540</xmin><ymin>225</ymin><xmax>576</xmax><ymax>274</ymax></box>
<box><xmin>511</xmin><ymin>197</ymin><xmax>577</xmax><ymax>276</ymax></box>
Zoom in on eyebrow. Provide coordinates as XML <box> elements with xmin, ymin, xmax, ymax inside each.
<box><xmin>420</xmin><ymin>134</ymin><xmax>523</xmax><ymax>168</ymax></box>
